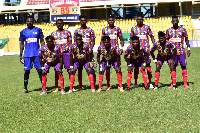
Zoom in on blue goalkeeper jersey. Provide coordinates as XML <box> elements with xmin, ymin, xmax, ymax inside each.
<box><xmin>19</xmin><ymin>27</ymin><xmax>44</xmax><ymax>57</ymax></box>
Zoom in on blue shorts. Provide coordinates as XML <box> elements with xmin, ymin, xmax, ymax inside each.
<box><xmin>24</xmin><ymin>56</ymin><xmax>41</xmax><ymax>70</ymax></box>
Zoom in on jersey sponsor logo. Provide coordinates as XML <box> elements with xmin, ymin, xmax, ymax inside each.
<box><xmin>137</xmin><ymin>35</ymin><xmax>146</xmax><ymax>40</ymax></box>
<box><xmin>26</xmin><ymin>38</ymin><xmax>37</xmax><ymax>43</ymax></box>
<box><xmin>47</xmin><ymin>58</ymin><xmax>56</xmax><ymax>62</ymax></box>
<box><xmin>55</xmin><ymin>39</ymin><xmax>68</xmax><ymax>44</ymax></box>
<box><xmin>169</xmin><ymin>38</ymin><xmax>181</xmax><ymax>43</ymax></box>
<box><xmin>109</xmin><ymin>35</ymin><xmax>117</xmax><ymax>39</ymax></box>
<box><xmin>33</xmin><ymin>32</ymin><xmax>38</xmax><ymax>34</ymax></box>
<box><xmin>83</xmin><ymin>38</ymin><xmax>90</xmax><ymax>42</ymax></box>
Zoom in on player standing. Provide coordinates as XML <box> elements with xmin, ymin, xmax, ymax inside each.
<box><xmin>51</xmin><ymin>19</ymin><xmax>73</xmax><ymax>92</ymax></box>
<box><xmin>150</xmin><ymin>31</ymin><xmax>177</xmax><ymax>90</ymax></box>
<box><xmin>39</xmin><ymin>36</ymin><xmax>65</xmax><ymax>95</ymax></box>
<box><xmin>96</xmin><ymin>36</ymin><xmax>124</xmax><ymax>92</ymax></box>
<box><xmin>124</xmin><ymin>36</ymin><xmax>149</xmax><ymax>91</ymax></box>
<box><xmin>19</xmin><ymin>16</ymin><xmax>45</xmax><ymax>94</ymax></box>
<box><xmin>74</xmin><ymin>15</ymin><xmax>96</xmax><ymax>91</ymax></box>
<box><xmin>166</xmin><ymin>15</ymin><xmax>191</xmax><ymax>88</ymax></box>
<box><xmin>101</xmin><ymin>15</ymin><xmax>124</xmax><ymax>54</ymax></box>
<box><xmin>101</xmin><ymin>15</ymin><xmax>124</xmax><ymax>91</ymax></box>
<box><xmin>69</xmin><ymin>34</ymin><xmax>95</xmax><ymax>93</ymax></box>
<box><xmin>130</xmin><ymin>12</ymin><xmax>155</xmax><ymax>89</ymax></box>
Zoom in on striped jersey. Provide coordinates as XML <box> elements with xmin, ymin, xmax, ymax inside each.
<box><xmin>125</xmin><ymin>45</ymin><xmax>146</xmax><ymax>60</ymax></box>
<box><xmin>151</xmin><ymin>41</ymin><xmax>175</xmax><ymax>59</ymax></box>
<box><xmin>70</xmin><ymin>42</ymin><xmax>89</xmax><ymax>62</ymax></box>
<box><xmin>51</xmin><ymin>30</ymin><xmax>72</xmax><ymax>53</ymax></box>
<box><xmin>102</xmin><ymin>26</ymin><xmax>122</xmax><ymax>47</ymax></box>
<box><xmin>130</xmin><ymin>24</ymin><xmax>153</xmax><ymax>53</ymax></box>
<box><xmin>97</xmin><ymin>45</ymin><xmax>119</xmax><ymax>61</ymax></box>
<box><xmin>73</xmin><ymin>27</ymin><xmax>96</xmax><ymax>47</ymax></box>
<box><xmin>166</xmin><ymin>26</ymin><xmax>188</xmax><ymax>55</ymax></box>
<box><xmin>39</xmin><ymin>45</ymin><xmax>62</xmax><ymax>65</ymax></box>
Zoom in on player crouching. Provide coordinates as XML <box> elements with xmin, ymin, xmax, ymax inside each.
<box><xmin>124</xmin><ymin>36</ymin><xmax>150</xmax><ymax>91</ymax></box>
<box><xmin>69</xmin><ymin>34</ymin><xmax>95</xmax><ymax>93</ymax></box>
<box><xmin>97</xmin><ymin>36</ymin><xmax>124</xmax><ymax>92</ymax></box>
<box><xmin>150</xmin><ymin>31</ymin><xmax>177</xmax><ymax>90</ymax></box>
<box><xmin>39</xmin><ymin>35</ymin><xmax>65</xmax><ymax>95</ymax></box>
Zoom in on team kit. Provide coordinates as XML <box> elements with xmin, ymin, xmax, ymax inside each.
<box><xmin>19</xmin><ymin>12</ymin><xmax>191</xmax><ymax>95</ymax></box>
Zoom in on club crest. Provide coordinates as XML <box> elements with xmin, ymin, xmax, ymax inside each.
<box><xmin>72</xmin><ymin>7</ymin><xmax>78</xmax><ymax>13</ymax></box>
<box><xmin>52</xmin><ymin>8</ymin><xmax>57</xmax><ymax>14</ymax></box>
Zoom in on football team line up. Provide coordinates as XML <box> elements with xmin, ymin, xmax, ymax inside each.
<box><xmin>19</xmin><ymin>12</ymin><xmax>191</xmax><ymax>95</ymax></box>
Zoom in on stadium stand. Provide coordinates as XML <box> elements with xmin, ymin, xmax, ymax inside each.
<box><xmin>0</xmin><ymin>23</ymin><xmax>69</xmax><ymax>52</ymax></box>
<box><xmin>75</xmin><ymin>16</ymin><xmax>196</xmax><ymax>46</ymax></box>
<box><xmin>0</xmin><ymin>16</ymin><xmax>196</xmax><ymax>52</ymax></box>
<box><xmin>0</xmin><ymin>0</ymin><xmax>200</xmax><ymax>53</ymax></box>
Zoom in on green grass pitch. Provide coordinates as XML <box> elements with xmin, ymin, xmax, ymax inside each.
<box><xmin>0</xmin><ymin>48</ymin><xmax>199</xmax><ymax>132</ymax></box>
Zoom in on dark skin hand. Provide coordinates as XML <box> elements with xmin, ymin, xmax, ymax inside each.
<box><xmin>20</xmin><ymin>18</ymin><xmax>44</xmax><ymax>63</ymax></box>
<box><xmin>136</xmin><ymin>16</ymin><xmax>155</xmax><ymax>49</ymax></box>
<box><xmin>39</xmin><ymin>38</ymin><xmax>63</xmax><ymax>75</ymax></box>
<box><xmin>107</xmin><ymin>17</ymin><xmax>124</xmax><ymax>55</ymax></box>
<box><xmin>168</xmin><ymin>18</ymin><xmax>191</xmax><ymax>57</ymax></box>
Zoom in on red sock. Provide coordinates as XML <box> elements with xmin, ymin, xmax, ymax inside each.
<box><xmin>182</xmin><ymin>70</ymin><xmax>188</xmax><ymax>85</ymax></box>
<box><xmin>106</xmin><ymin>72</ymin><xmax>110</xmax><ymax>88</ymax></box>
<box><xmin>59</xmin><ymin>74</ymin><xmax>64</xmax><ymax>90</ymax></box>
<box><xmin>140</xmin><ymin>68</ymin><xmax>148</xmax><ymax>87</ymax></box>
<box><xmin>88</xmin><ymin>74</ymin><xmax>95</xmax><ymax>89</ymax></box>
<box><xmin>99</xmin><ymin>74</ymin><xmax>104</xmax><ymax>89</ymax></box>
<box><xmin>42</xmin><ymin>74</ymin><xmax>47</xmax><ymax>91</ymax></box>
<box><xmin>55</xmin><ymin>72</ymin><xmax>59</xmax><ymax>88</ymax></box>
<box><xmin>78</xmin><ymin>72</ymin><xmax>82</xmax><ymax>88</ymax></box>
<box><xmin>155</xmin><ymin>72</ymin><xmax>160</xmax><ymax>85</ymax></box>
<box><xmin>134</xmin><ymin>68</ymin><xmax>139</xmax><ymax>84</ymax></box>
<box><xmin>147</xmin><ymin>67</ymin><xmax>152</xmax><ymax>84</ymax></box>
<box><xmin>117</xmin><ymin>72</ymin><xmax>122</xmax><ymax>88</ymax></box>
<box><xmin>67</xmin><ymin>70</ymin><xmax>71</xmax><ymax>79</ymax></box>
<box><xmin>127</xmin><ymin>71</ymin><xmax>132</xmax><ymax>88</ymax></box>
<box><xmin>93</xmin><ymin>72</ymin><xmax>96</xmax><ymax>86</ymax></box>
<box><xmin>171</xmin><ymin>71</ymin><xmax>176</xmax><ymax>85</ymax></box>
<box><xmin>70</xmin><ymin>75</ymin><xmax>75</xmax><ymax>90</ymax></box>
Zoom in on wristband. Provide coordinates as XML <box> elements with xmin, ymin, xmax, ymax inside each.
<box><xmin>70</xmin><ymin>66</ymin><xmax>74</xmax><ymax>69</ymax></box>
<box><xmin>120</xmin><ymin>47</ymin><xmax>124</xmax><ymax>50</ymax></box>
<box><xmin>143</xmin><ymin>63</ymin><xmax>146</xmax><ymax>67</ymax></box>
<box><xmin>153</xmin><ymin>59</ymin><xmax>157</xmax><ymax>63</ymax></box>
<box><xmin>128</xmin><ymin>64</ymin><xmax>132</xmax><ymax>67</ymax></box>
<box><xmin>188</xmin><ymin>47</ymin><xmax>190</xmax><ymax>50</ymax></box>
<box><xmin>42</xmin><ymin>67</ymin><xmax>45</xmax><ymax>70</ymax></box>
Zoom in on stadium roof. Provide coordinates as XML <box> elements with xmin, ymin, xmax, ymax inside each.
<box><xmin>0</xmin><ymin>0</ymin><xmax>198</xmax><ymax>13</ymax></box>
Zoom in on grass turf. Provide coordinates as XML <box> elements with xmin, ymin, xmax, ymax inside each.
<box><xmin>0</xmin><ymin>48</ymin><xmax>199</xmax><ymax>132</ymax></box>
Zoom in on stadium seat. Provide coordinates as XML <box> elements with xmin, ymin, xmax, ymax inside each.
<box><xmin>0</xmin><ymin>16</ymin><xmax>197</xmax><ymax>52</ymax></box>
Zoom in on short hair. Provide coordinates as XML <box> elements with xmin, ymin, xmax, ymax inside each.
<box><xmin>76</xmin><ymin>34</ymin><xmax>82</xmax><ymax>39</ymax></box>
<box><xmin>102</xmin><ymin>36</ymin><xmax>110</xmax><ymax>41</ymax></box>
<box><xmin>108</xmin><ymin>14</ymin><xmax>115</xmax><ymax>19</ymax></box>
<box><xmin>130</xmin><ymin>36</ymin><xmax>139</xmax><ymax>41</ymax></box>
<box><xmin>172</xmin><ymin>15</ymin><xmax>178</xmax><ymax>19</ymax></box>
<box><xmin>45</xmin><ymin>35</ymin><xmax>55</xmax><ymax>41</ymax></box>
<box><xmin>79</xmin><ymin>15</ymin><xmax>87</xmax><ymax>20</ymax></box>
<box><xmin>158</xmin><ymin>31</ymin><xmax>165</xmax><ymax>37</ymax></box>
<box><xmin>56</xmin><ymin>19</ymin><xmax>63</xmax><ymax>23</ymax></box>
<box><xmin>137</xmin><ymin>12</ymin><xmax>143</xmax><ymax>18</ymax></box>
